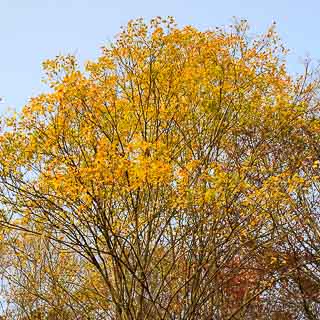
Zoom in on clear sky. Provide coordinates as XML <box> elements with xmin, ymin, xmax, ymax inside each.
<box><xmin>0</xmin><ymin>0</ymin><xmax>319</xmax><ymax>110</ymax></box>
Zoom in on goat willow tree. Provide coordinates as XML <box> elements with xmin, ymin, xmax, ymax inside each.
<box><xmin>0</xmin><ymin>17</ymin><xmax>319</xmax><ymax>319</ymax></box>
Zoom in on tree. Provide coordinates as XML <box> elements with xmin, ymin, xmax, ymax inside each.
<box><xmin>0</xmin><ymin>17</ymin><xmax>319</xmax><ymax>319</ymax></box>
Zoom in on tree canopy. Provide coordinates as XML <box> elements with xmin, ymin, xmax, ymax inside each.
<box><xmin>0</xmin><ymin>17</ymin><xmax>319</xmax><ymax>319</ymax></box>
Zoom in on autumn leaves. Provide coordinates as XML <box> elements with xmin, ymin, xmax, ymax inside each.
<box><xmin>0</xmin><ymin>17</ymin><xmax>319</xmax><ymax>319</ymax></box>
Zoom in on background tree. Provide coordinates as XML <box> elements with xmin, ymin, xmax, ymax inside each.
<box><xmin>0</xmin><ymin>17</ymin><xmax>319</xmax><ymax>319</ymax></box>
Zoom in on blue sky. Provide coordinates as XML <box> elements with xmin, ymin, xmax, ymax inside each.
<box><xmin>0</xmin><ymin>0</ymin><xmax>319</xmax><ymax>110</ymax></box>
